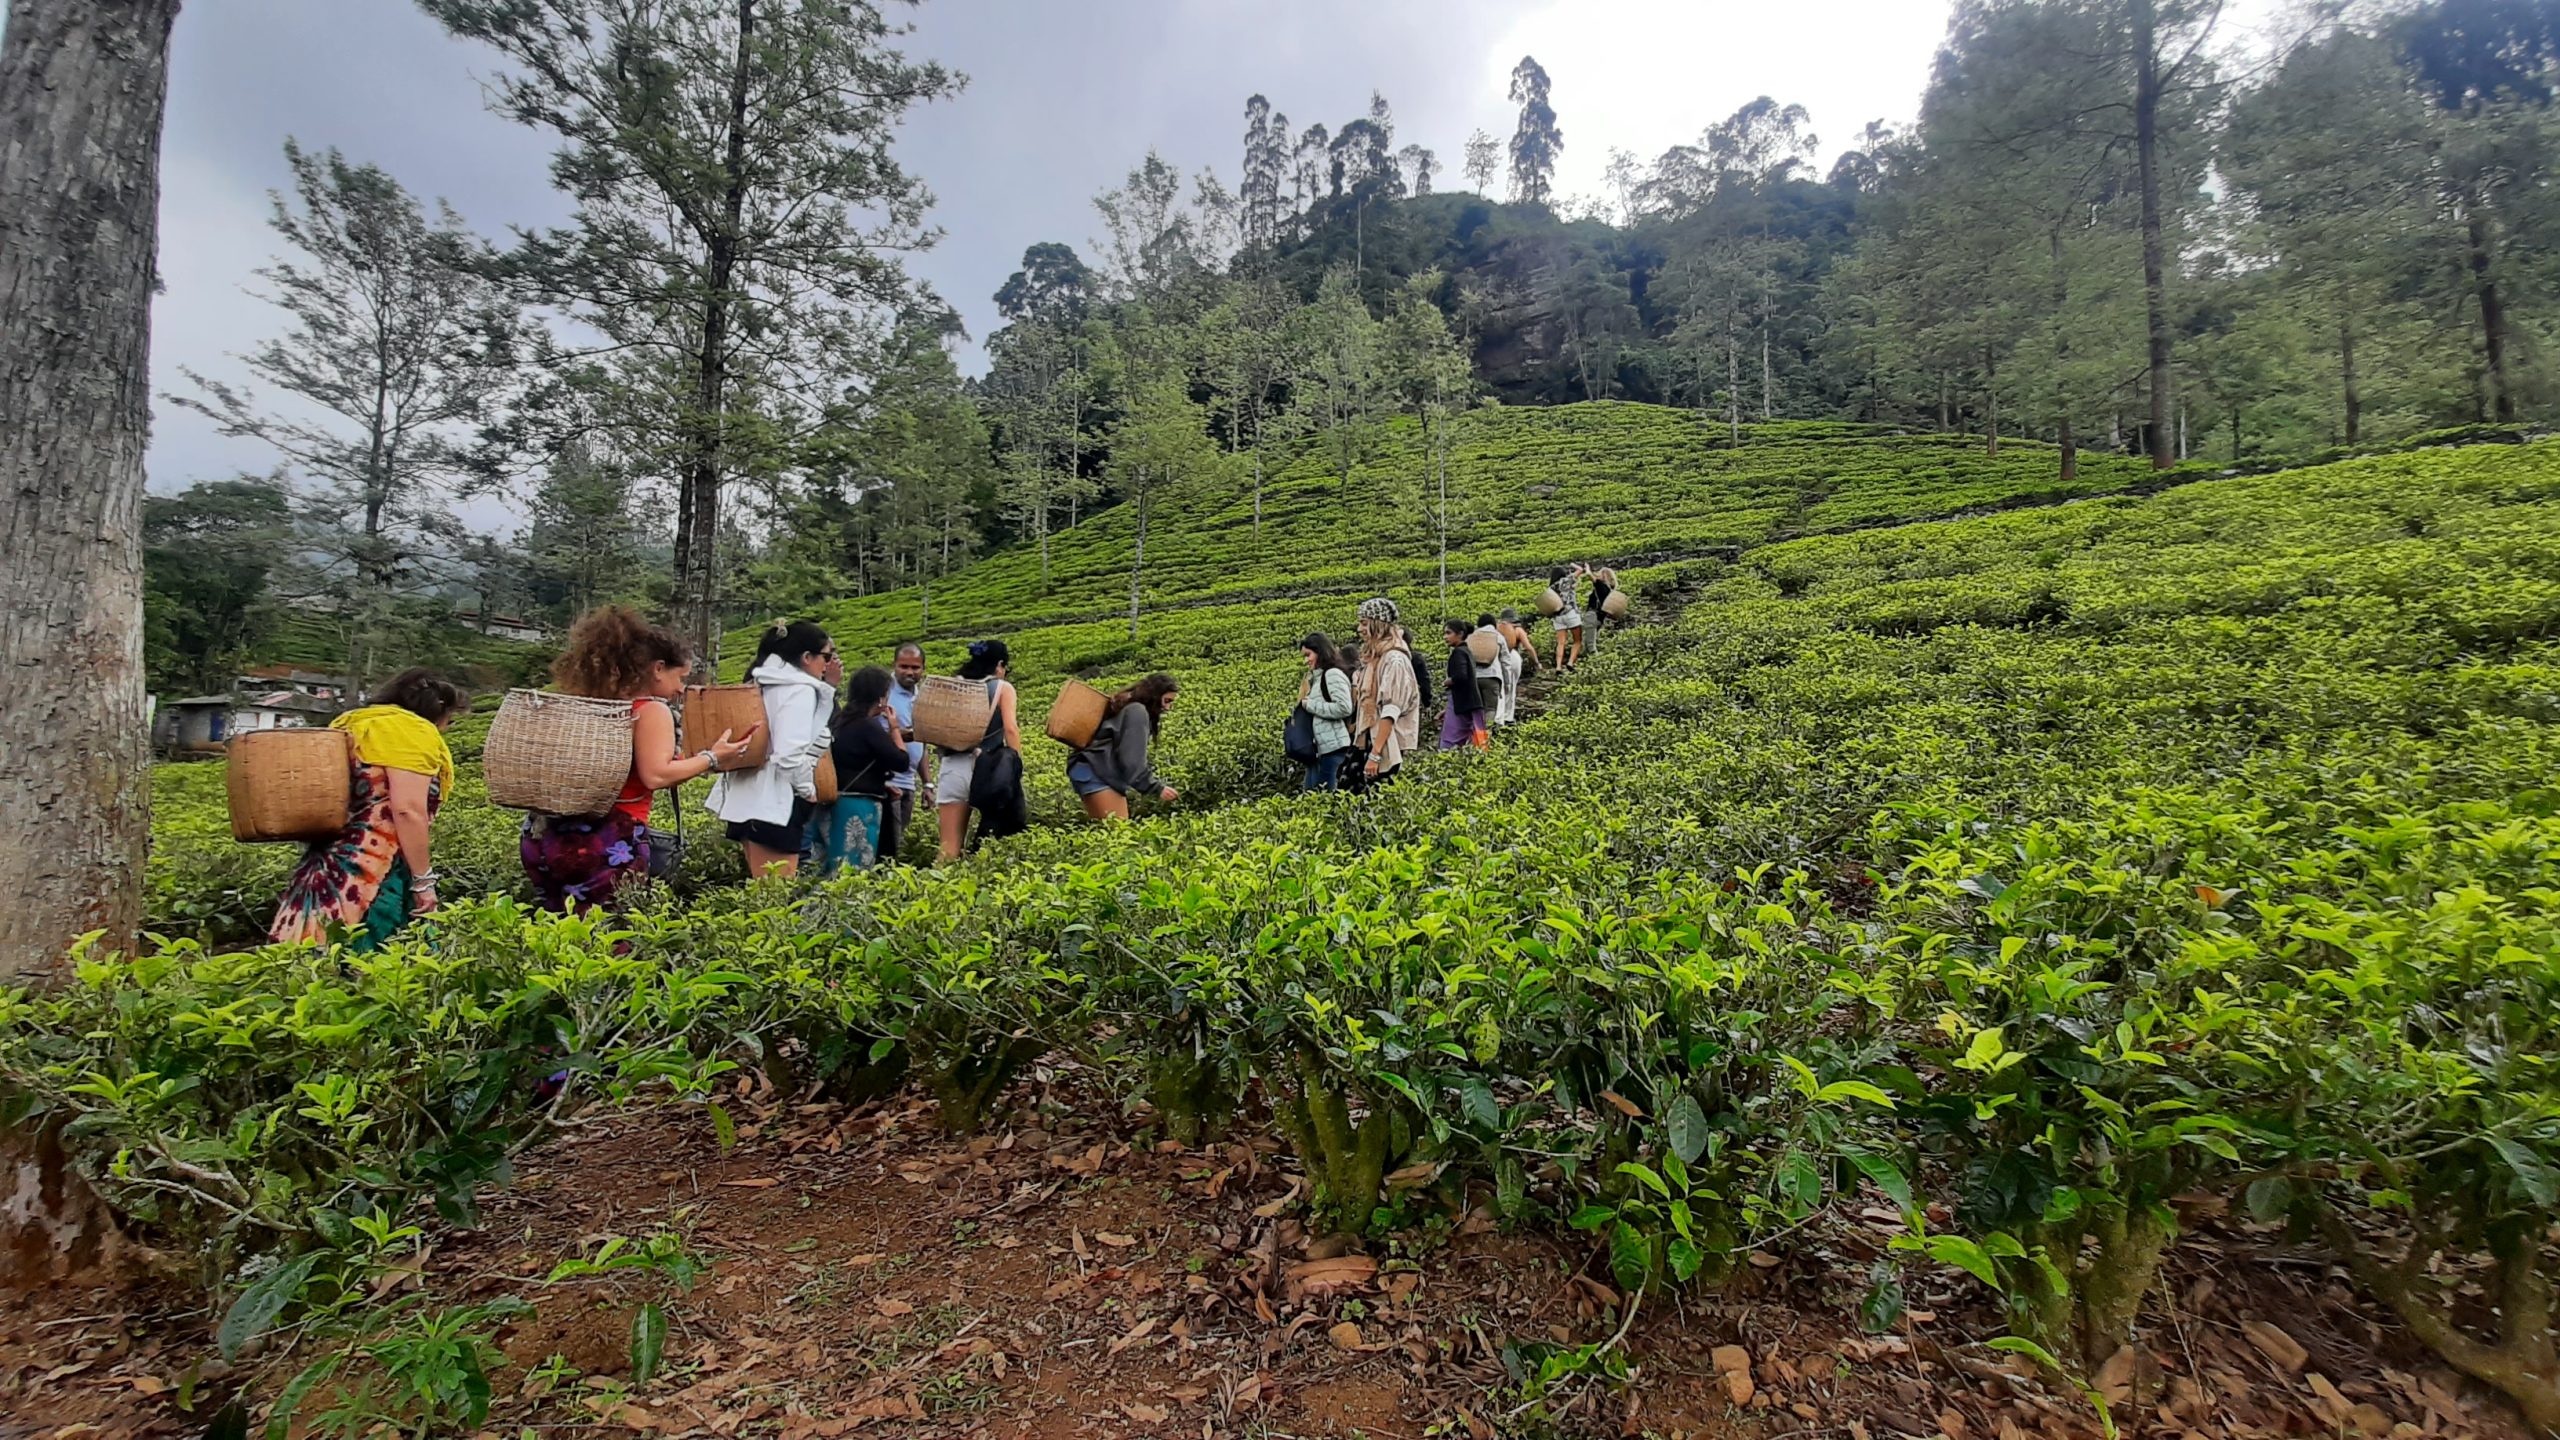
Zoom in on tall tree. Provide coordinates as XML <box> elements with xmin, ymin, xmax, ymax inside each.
<box><xmin>418</xmin><ymin>0</ymin><xmax>960</xmax><ymax>666</ymax></box>
<box><xmin>1287</xmin><ymin>268</ymin><xmax>1391</xmax><ymax>496</ymax></box>
<box><xmin>1462</xmin><ymin>127</ymin><xmax>1500</xmax><ymax>196</ymax></box>
<box><xmin>0</xmin><ymin>0</ymin><xmax>182</xmax><ymax>981</ymax></box>
<box><xmin>143</xmin><ymin>476</ymin><xmax>294</xmax><ymax>697</ymax></box>
<box><xmin>1383</xmin><ymin>272</ymin><xmax>1476</xmax><ymax>610</ymax></box>
<box><xmin>521</xmin><ymin>442</ymin><xmax>651</xmax><ymax>624</ymax></box>
<box><xmin>1107</xmin><ymin>344</ymin><xmax>1222</xmax><ymax>640</ymax></box>
<box><xmin>2397</xmin><ymin>0</ymin><xmax>2560</xmax><ymax>422</ymax></box>
<box><xmin>1508</xmin><ymin>56</ymin><xmax>1563</xmax><ymax>209</ymax></box>
<box><xmin>169</xmin><ymin>141</ymin><xmax>524</xmax><ymax>695</ymax></box>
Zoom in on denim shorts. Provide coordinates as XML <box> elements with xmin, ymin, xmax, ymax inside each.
<box><xmin>1066</xmin><ymin>758</ymin><xmax>1113</xmax><ymax>797</ymax></box>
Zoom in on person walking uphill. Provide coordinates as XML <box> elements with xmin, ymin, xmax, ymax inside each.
<box><xmin>270</xmin><ymin>668</ymin><xmax>469</xmax><ymax>951</ymax></box>
<box><xmin>1549</xmin><ymin>564</ymin><xmax>1588</xmax><ymax>672</ymax></box>
<box><xmin>937</xmin><ymin>640</ymin><xmax>1024</xmax><ymax>862</ymax></box>
<box><xmin>1495</xmin><ymin>609</ymin><xmax>1532</xmax><ymax>726</ymax></box>
<box><xmin>1295</xmin><ymin>632</ymin><xmax>1358</xmax><ymax>792</ymax></box>
<box><xmin>1069</xmin><ymin>674</ymin><xmax>1181</xmax><ymax>821</ymax></box>
<box><xmin>526</xmin><ymin>606</ymin><xmax>755</xmax><ymax>914</ymax></box>
<box><xmin>1353</xmin><ymin>598</ymin><xmax>1422</xmax><ymax>785</ymax></box>
<box><xmin>1440</xmin><ymin>618</ymin><xmax>1489</xmax><ymax>750</ymax></box>
<box><xmin>813</xmin><ymin>665</ymin><xmax>910</xmax><ymax>876</ymax></box>
<box><xmin>708</xmin><ymin>620</ymin><xmax>838</xmax><ymax>880</ymax></box>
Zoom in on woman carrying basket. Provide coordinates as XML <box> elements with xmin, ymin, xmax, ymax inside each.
<box><xmin>708</xmin><ymin>620</ymin><xmax>839</xmax><ymax>880</ymax></box>
<box><xmin>526</xmin><ymin>606</ymin><xmax>754</xmax><ymax>913</ymax></box>
<box><xmin>1548</xmin><ymin>564</ymin><xmax>1588</xmax><ymax>672</ymax></box>
<box><xmin>1068</xmin><ymin>674</ymin><xmax>1180</xmax><ymax>821</ymax></box>
<box><xmin>935</xmin><ymin>640</ymin><xmax>1023</xmax><ymax>862</ymax></box>
<box><xmin>269</xmin><ymin>668</ymin><xmax>469</xmax><ymax>951</ymax></box>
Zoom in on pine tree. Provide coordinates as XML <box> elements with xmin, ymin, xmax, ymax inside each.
<box><xmin>1508</xmin><ymin>56</ymin><xmax>1563</xmax><ymax>209</ymax></box>
<box><xmin>418</xmin><ymin>0</ymin><xmax>959</xmax><ymax>665</ymax></box>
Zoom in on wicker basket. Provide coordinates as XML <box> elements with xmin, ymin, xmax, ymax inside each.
<box><xmin>1535</xmin><ymin>588</ymin><xmax>1565</xmax><ymax>616</ymax></box>
<box><xmin>683</xmin><ymin>684</ymin><xmax>770</xmax><ymax>771</ymax></box>
<box><xmin>813</xmin><ymin>751</ymin><xmax>839</xmax><ymax>805</ymax></box>
<box><xmin>1466</xmin><ymin>629</ymin><xmax>1500</xmax><ymax>665</ymax></box>
<box><xmin>912</xmin><ymin>674</ymin><xmax>994</xmax><ymax>751</ymax></box>
<box><xmin>484</xmin><ymin>690</ymin><xmax>635</xmax><ymax>816</ymax></box>
<box><xmin>1600</xmin><ymin>589</ymin><xmax>1630</xmax><ymax>619</ymax></box>
<box><xmin>1044</xmin><ymin>679</ymin><xmax>1108</xmax><ymax>748</ymax></box>
<box><xmin>227</xmin><ymin>728</ymin><xmax>353</xmax><ymax>844</ymax></box>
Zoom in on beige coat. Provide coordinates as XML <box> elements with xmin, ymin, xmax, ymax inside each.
<box><xmin>1354</xmin><ymin>641</ymin><xmax>1422</xmax><ymax>774</ymax></box>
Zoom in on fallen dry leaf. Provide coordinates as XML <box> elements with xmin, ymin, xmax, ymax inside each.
<box><xmin>1121</xmin><ymin>1402</ymin><xmax>1169</xmax><ymax>1424</ymax></box>
<box><xmin>1286</xmin><ymin>1254</ymin><xmax>1378</xmax><ymax>1296</ymax></box>
<box><xmin>719</xmin><ymin>1177</ymin><xmax>780</xmax><ymax>1189</ymax></box>
<box><xmin>873</xmin><ymin>1297</ymin><xmax>915</xmax><ymax>1318</ymax></box>
<box><xmin>1328</xmin><ymin>1320</ymin><xmax>1366</xmax><ymax>1350</ymax></box>
<box><xmin>2241</xmin><ymin>1319</ymin><xmax>2309</xmax><ymax>1375</ymax></box>
<box><xmin>1109</xmin><ymin>1316</ymin><xmax>1159</xmax><ymax>1355</ymax></box>
<box><xmin>1093</xmin><ymin>1230</ymin><xmax>1139</xmax><ymax>1248</ymax></box>
<box><xmin>1598</xmin><ymin>1089</ymin><xmax>1645</xmax><ymax>1118</ymax></box>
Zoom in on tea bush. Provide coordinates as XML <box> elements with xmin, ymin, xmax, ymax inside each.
<box><xmin>70</xmin><ymin>427</ymin><xmax>2560</xmax><ymax>1425</ymax></box>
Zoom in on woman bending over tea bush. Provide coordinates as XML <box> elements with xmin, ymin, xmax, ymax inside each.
<box><xmin>528</xmin><ymin>606</ymin><xmax>752</xmax><ymax>913</ymax></box>
<box><xmin>269</xmin><ymin>667</ymin><xmax>469</xmax><ymax>951</ymax></box>
<box><xmin>1068</xmin><ymin>674</ymin><xmax>1181</xmax><ymax>821</ymax></box>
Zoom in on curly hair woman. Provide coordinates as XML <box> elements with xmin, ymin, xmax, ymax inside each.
<box><xmin>527</xmin><ymin>606</ymin><xmax>753</xmax><ymax>913</ymax></box>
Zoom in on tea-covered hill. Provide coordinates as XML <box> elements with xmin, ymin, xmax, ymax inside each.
<box><xmin>148</xmin><ymin>410</ymin><xmax>2153</xmax><ymax>940</ymax></box>
<box><xmin>60</xmin><ymin>433</ymin><xmax>2560</xmax><ymax>1436</ymax></box>
<box><xmin>751</xmin><ymin>402</ymin><xmax>2162</xmax><ymax>664</ymax></box>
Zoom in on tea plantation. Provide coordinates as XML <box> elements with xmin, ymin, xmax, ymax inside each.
<box><xmin>42</xmin><ymin>411</ymin><xmax>2560</xmax><ymax>1431</ymax></box>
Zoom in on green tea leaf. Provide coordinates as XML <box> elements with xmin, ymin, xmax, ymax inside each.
<box><xmin>1665</xmin><ymin>1093</ymin><xmax>1709</xmax><ymax>1165</ymax></box>
<box><xmin>631</xmin><ymin>1301</ymin><xmax>667</xmax><ymax>1388</ymax></box>
<box><xmin>218</xmin><ymin>1250</ymin><xmax>322</xmax><ymax>1361</ymax></box>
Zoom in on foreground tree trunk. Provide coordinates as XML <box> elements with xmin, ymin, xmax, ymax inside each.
<box><xmin>0</xmin><ymin>0</ymin><xmax>181</xmax><ymax>982</ymax></box>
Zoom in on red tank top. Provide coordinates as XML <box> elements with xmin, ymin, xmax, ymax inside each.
<box><xmin>614</xmin><ymin>697</ymin><xmax>666</xmax><ymax>821</ymax></box>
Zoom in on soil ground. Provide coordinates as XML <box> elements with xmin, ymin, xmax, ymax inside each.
<box><xmin>0</xmin><ymin>1072</ymin><xmax>2538</xmax><ymax>1440</ymax></box>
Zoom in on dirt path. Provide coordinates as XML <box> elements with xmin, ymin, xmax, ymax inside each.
<box><xmin>2</xmin><ymin>1079</ymin><xmax>2531</xmax><ymax>1440</ymax></box>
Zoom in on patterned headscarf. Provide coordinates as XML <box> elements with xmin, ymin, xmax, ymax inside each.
<box><xmin>1358</xmin><ymin>596</ymin><xmax>1399</xmax><ymax>625</ymax></box>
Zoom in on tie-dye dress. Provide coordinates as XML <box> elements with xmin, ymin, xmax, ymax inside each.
<box><xmin>269</xmin><ymin>760</ymin><xmax>441</xmax><ymax>951</ymax></box>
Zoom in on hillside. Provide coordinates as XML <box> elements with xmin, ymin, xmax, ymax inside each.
<box><xmin>80</xmin><ymin>426</ymin><xmax>2560</xmax><ymax>1437</ymax></box>
<box><xmin>757</xmin><ymin>403</ymin><xmax>2164</xmax><ymax>668</ymax></box>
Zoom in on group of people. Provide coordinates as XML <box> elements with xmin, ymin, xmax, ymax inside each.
<box><xmin>264</xmin><ymin>561</ymin><xmax>1616</xmax><ymax>949</ymax></box>
<box><xmin>266</xmin><ymin>605</ymin><xmax>1182</xmax><ymax>951</ymax></box>
<box><xmin>1288</xmin><ymin>561</ymin><xmax>1619</xmax><ymax>792</ymax></box>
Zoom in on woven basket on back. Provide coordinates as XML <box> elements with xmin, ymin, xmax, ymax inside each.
<box><xmin>1535</xmin><ymin>588</ymin><xmax>1565</xmax><ymax>616</ymax></box>
<box><xmin>1600</xmin><ymin>589</ymin><xmax>1630</xmax><ymax>618</ymax></box>
<box><xmin>484</xmin><ymin>690</ymin><xmax>634</xmax><ymax>816</ymax></box>
<box><xmin>682</xmin><ymin>684</ymin><xmax>770</xmax><ymax>771</ymax></box>
<box><xmin>227</xmin><ymin>728</ymin><xmax>353</xmax><ymax>844</ymax></box>
<box><xmin>1466</xmin><ymin>629</ymin><xmax>1501</xmax><ymax>665</ymax></box>
<box><xmin>813</xmin><ymin>752</ymin><xmax>839</xmax><ymax>805</ymax></box>
<box><xmin>1044</xmin><ymin>679</ymin><xmax>1108</xmax><ymax>748</ymax></box>
<box><xmin>912</xmin><ymin>674</ymin><xmax>994</xmax><ymax>751</ymax></box>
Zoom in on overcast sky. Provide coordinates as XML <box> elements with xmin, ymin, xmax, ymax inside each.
<box><xmin>135</xmin><ymin>0</ymin><xmax>2286</xmax><ymax>514</ymax></box>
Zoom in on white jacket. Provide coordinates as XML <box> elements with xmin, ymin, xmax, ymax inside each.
<box><xmin>705</xmin><ymin>655</ymin><xmax>836</xmax><ymax>827</ymax></box>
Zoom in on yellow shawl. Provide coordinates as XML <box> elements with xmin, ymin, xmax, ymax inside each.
<box><xmin>331</xmin><ymin>705</ymin><xmax>455</xmax><ymax>792</ymax></box>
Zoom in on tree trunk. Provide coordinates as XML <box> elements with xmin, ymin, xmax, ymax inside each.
<box><xmin>2465</xmin><ymin>210</ymin><xmax>2514</xmax><ymax>422</ymax></box>
<box><xmin>2052</xmin><ymin>224</ymin><xmax>2076</xmax><ymax>483</ymax></box>
<box><xmin>1984</xmin><ymin>347</ymin><xmax>2000</xmax><ymax>458</ymax></box>
<box><xmin>0</xmin><ymin>0</ymin><xmax>180</xmax><ymax>981</ymax></box>
<box><xmin>1127</xmin><ymin>478</ymin><xmax>1147</xmax><ymax>643</ymax></box>
<box><xmin>2340</xmin><ymin>309</ymin><xmax>2362</xmax><ymax>447</ymax></box>
<box><xmin>2132</xmin><ymin>0</ymin><xmax>2175</xmax><ymax>470</ymax></box>
<box><xmin>672</xmin><ymin>0</ymin><xmax>757</xmax><ymax>673</ymax></box>
<box><xmin>1726</xmin><ymin>317</ymin><xmax>1741</xmax><ymax>448</ymax></box>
